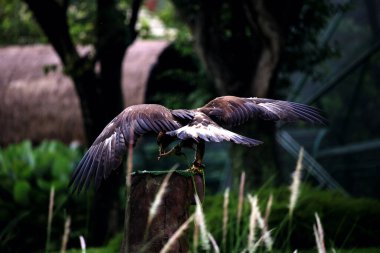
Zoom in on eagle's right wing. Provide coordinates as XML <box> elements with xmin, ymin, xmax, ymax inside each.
<box><xmin>166</xmin><ymin>112</ymin><xmax>263</xmax><ymax>147</ymax></box>
<box><xmin>70</xmin><ymin>104</ymin><xmax>182</xmax><ymax>193</ymax></box>
<box><xmin>199</xmin><ymin>96</ymin><xmax>326</xmax><ymax>127</ymax></box>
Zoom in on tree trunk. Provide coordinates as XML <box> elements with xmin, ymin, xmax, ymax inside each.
<box><xmin>24</xmin><ymin>0</ymin><xmax>142</xmax><ymax>143</ymax></box>
<box><xmin>24</xmin><ymin>0</ymin><xmax>143</xmax><ymax>245</ymax></box>
<box><xmin>128</xmin><ymin>172</ymin><xmax>204</xmax><ymax>253</ymax></box>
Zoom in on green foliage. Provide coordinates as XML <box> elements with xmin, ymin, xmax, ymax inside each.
<box><xmin>0</xmin><ymin>140</ymin><xmax>90</xmax><ymax>253</ymax></box>
<box><xmin>0</xmin><ymin>141</ymin><xmax>80</xmax><ymax>191</ymax></box>
<box><xmin>0</xmin><ymin>0</ymin><xmax>46</xmax><ymax>44</ymax></box>
<box><xmin>0</xmin><ymin>0</ymin><xmax>188</xmax><ymax>45</ymax></box>
<box><xmin>146</xmin><ymin>40</ymin><xmax>215</xmax><ymax>110</ymax></box>
<box><xmin>0</xmin><ymin>0</ymin><xmax>96</xmax><ymax>45</ymax></box>
<box><xmin>141</xmin><ymin>1</ymin><xmax>216</xmax><ymax>109</ymax></box>
<box><xmin>67</xmin><ymin>0</ymin><xmax>96</xmax><ymax>44</ymax></box>
<box><xmin>64</xmin><ymin>233</ymin><xmax>122</xmax><ymax>253</ymax></box>
<box><xmin>202</xmin><ymin>185</ymin><xmax>380</xmax><ymax>251</ymax></box>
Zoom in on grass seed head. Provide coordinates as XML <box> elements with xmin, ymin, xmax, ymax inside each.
<box><xmin>195</xmin><ymin>194</ymin><xmax>210</xmax><ymax>250</ymax></box>
<box><xmin>222</xmin><ymin>187</ymin><xmax>230</xmax><ymax>250</ymax></box>
<box><xmin>289</xmin><ymin>147</ymin><xmax>304</xmax><ymax>216</ymax></box>
<box><xmin>160</xmin><ymin>215</ymin><xmax>194</xmax><ymax>253</ymax></box>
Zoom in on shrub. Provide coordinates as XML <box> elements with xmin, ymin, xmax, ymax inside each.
<box><xmin>0</xmin><ymin>140</ymin><xmax>90</xmax><ymax>253</ymax></box>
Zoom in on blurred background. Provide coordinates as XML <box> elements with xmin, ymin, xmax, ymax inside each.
<box><xmin>0</xmin><ymin>0</ymin><xmax>379</xmax><ymax>252</ymax></box>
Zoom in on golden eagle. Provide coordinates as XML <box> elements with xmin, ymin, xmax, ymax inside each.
<box><xmin>70</xmin><ymin>96</ymin><xmax>325</xmax><ymax>192</ymax></box>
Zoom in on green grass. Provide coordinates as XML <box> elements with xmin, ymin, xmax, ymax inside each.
<box><xmin>202</xmin><ymin>185</ymin><xmax>380</xmax><ymax>251</ymax></box>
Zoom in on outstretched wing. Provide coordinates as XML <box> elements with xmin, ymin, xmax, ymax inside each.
<box><xmin>166</xmin><ymin>112</ymin><xmax>263</xmax><ymax>147</ymax></box>
<box><xmin>199</xmin><ymin>96</ymin><xmax>326</xmax><ymax>127</ymax></box>
<box><xmin>70</xmin><ymin>104</ymin><xmax>182</xmax><ymax>193</ymax></box>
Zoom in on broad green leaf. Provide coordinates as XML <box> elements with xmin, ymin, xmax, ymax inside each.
<box><xmin>13</xmin><ymin>180</ymin><xmax>31</xmax><ymax>205</ymax></box>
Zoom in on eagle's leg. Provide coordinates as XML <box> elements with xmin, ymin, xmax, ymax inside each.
<box><xmin>157</xmin><ymin>132</ymin><xmax>186</xmax><ymax>160</ymax></box>
<box><xmin>157</xmin><ymin>142</ymin><xmax>184</xmax><ymax>159</ymax></box>
<box><xmin>189</xmin><ymin>141</ymin><xmax>205</xmax><ymax>174</ymax></box>
<box><xmin>157</xmin><ymin>132</ymin><xmax>179</xmax><ymax>159</ymax></box>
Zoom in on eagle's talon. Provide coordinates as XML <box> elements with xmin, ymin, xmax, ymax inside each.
<box><xmin>157</xmin><ymin>143</ymin><xmax>183</xmax><ymax>160</ymax></box>
<box><xmin>188</xmin><ymin>162</ymin><xmax>205</xmax><ymax>174</ymax></box>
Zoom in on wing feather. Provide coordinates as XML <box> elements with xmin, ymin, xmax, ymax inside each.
<box><xmin>70</xmin><ymin>104</ymin><xmax>182</xmax><ymax>193</ymax></box>
<box><xmin>74</xmin><ymin>145</ymin><xmax>100</xmax><ymax>193</ymax></box>
<box><xmin>166</xmin><ymin>112</ymin><xmax>263</xmax><ymax>147</ymax></box>
<box><xmin>94</xmin><ymin>139</ymin><xmax>111</xmax><ymax>190</ymax></box>
<box><xmin>199</xmin><ymin>96</ymin><xmax>326</xmax><ymax>127</ymax></box>
<box><xmin>92</xmin><ymin>145</ymin><xmax>108</xmax><ymax>190</ymax></box>
<box><xmin>171</xmin><ymin>109</ymin><xmax>194</xmax><ymax>120</ymax></box>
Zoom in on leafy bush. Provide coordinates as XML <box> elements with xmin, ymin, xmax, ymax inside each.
<box><xmin>0</xmin><ymin>140</ymin><xmax>90</xmax><ymax>253</ymax></box>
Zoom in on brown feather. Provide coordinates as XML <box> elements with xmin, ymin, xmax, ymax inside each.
<box><xmin>70</xmin><ymin>104</ymin><xmax>182</xmax><ymax>192</ymax></box>
<box><xmin>199</xmin><ymin>96</ymin><xmax>326</xmax><ymax>127</ymax></box>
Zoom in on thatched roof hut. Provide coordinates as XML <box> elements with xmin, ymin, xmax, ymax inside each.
<box><xmin>0</xmin><ymin>40</ymin><xmax>169</xmax><ymax>146</ymax></box>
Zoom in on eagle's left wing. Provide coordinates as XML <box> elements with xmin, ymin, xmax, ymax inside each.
<box><xmin>70</xmin><ymin>104</ymin><xmax>182</xmax><ymax>193</ymax></box>
<box><xmin>198</xmin><ymin>96</ymin><xmax>326</xmax><ymax>127</ymax></box>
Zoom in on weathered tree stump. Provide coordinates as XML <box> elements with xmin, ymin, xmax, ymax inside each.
<box><xmin>128</xmin><ymin>171</ymin><xmax>204</xmax><ymax>253</ymax></box>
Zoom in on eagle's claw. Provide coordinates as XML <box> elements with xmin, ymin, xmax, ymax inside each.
<box><xmin>158</xmin><ymin>144</ymin><xmax>183</xmax><ymax>160</ymax></box>
<box><xmin>188</xmin><ymin>162</ymin><xmax>205</xmax><ymax>174</ymax></box>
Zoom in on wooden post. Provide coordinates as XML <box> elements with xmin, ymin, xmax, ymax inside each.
<box><xmin>128</xmin><ymin>171</ymin><xmax>204</xmax><ymax>253</ymax></box>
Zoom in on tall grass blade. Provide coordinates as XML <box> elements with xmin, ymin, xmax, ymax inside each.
<box><xmin>247</xmin><ymin>194</ymin><xmax>258</xmax><ymax>252</ymax></box>
<box><xmin>45</xmin><ymin>186</ymin><xmax>55</xmax><ymax>253</ymax></box>
<box><xmin>193</xmin><ymin>219</ymin><xmax>199</xmax><ymax>253</ymax></box>
<box><xmin>60</xmin><ymin>216</ymin><xmax>71</xmax><ymax>253</ymax></box>
<box><xmin>195</xmin><ymin>194</ymin><xmax>210</xmax><ymax>250</ymax></box>
<box><xmin>222</xmin><ymin>187</ymin><xmax>230</xmax><ymax>252</ymax></box>
<box><xmin>264</xmin><ymin>194</ymin><xmax>273</xmax><ymax>227</ymax></box>
<box><xmin>160</xmin><ymin>214</ymin><xmax>194</xmax><ymax>253</ymax></box>
<box><xmin>79</xmin><ymin>235</ymin><xmax>86</xmax><ymax>253</ymax></box>
<box><xmin>289</xmin><ymin>147</ymin><xmax>304</xmax><ymax>216</ymax></box>
<box><xmin>144</xmin><ymin>165</ymin><xmax>177</xmax><ymax>242</ymax></box>
<box><xmin>313</xmin><ymin>213</ymin><xmax>326</xmax><ymax>253</ymax></box>
<box><xmin>256</xmin><ymin>210</ymin><xmax>273</xmax><ymax>251</ymax></box>
<box><xmin>208</xmin><ymin>232</ymin><xmax>220</xmax><ymax>253</ymax></box>
<box><xmin>237</xmin><ymin>171</ymin><xmax>246</xmax><ymax>229</ymax></box>
<box><xmin>248</xmin><ymin>194</ymin><xmax>273</xmax><ymax>251</ymax></box>
<box><xmin>244</xmin><ymin>232</ymin><xmax>268</xmax><ymax>253</ymax></box>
